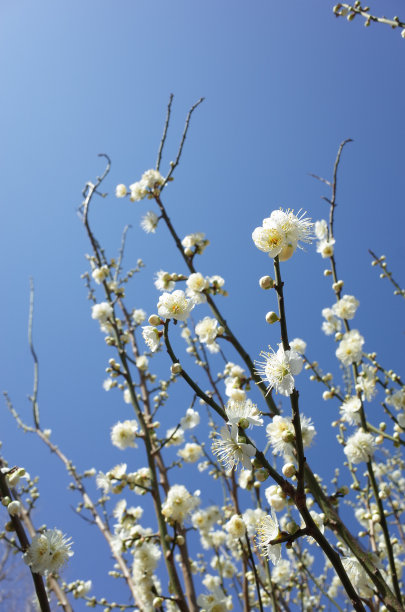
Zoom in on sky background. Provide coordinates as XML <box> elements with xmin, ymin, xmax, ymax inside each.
<box><xmin>0</xmin><ymin>1</ymin><xmax>404</xmax><ymax>609</ymax></box>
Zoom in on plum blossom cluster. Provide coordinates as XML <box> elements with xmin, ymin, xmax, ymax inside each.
<box><xmin>116</xmin><ymin>169</ymin><xmax>164</xmax><ymax>202</ymax></box>
<box><xmin>252</xmin><ymin>208</ymin><xmax>313</xmax><ymax>261</ymax></box>
<box><xmin>211</xmin><ymin>424</ymin><xmax>256</xmax><ymax>471</ymax></box>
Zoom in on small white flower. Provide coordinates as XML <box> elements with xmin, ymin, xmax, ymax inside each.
<box><xmin>344</xmin><ymin>429</ymin><xmax>375</xmax><ymax>464</ymax></box>
<box><xmin>224</xmin><ymin>398</ymin><xmax>263</xmax><ymax>428</ymax></box>
<box><xmin>129</xmin><ymin>181</ymin><xmax>147</xmax><ymax>202</ymax></box>
<box><xmin>332</xmin><ymin>295</ymin><xmax>360</xmax><ymax>320</ymax></box>
<box><xmin>336</xmin><ymin>330</ymin><xmax>364</xmax><ymax>367</ymax></box>
<box><xmin>115</xmin><ymin>184</ymin><xmax>127</xmax><ymax>198</ymax></box>
<box><xmin>265</xmin><ymin>485</ymin><xmax>287</xmax><ymax>512</ymax></box>
<box><xmin>186</xmin><ymin>272</ymin><xmax>209</xmax><ymax>293</ymax></box>
<box><xmin>256</xmin><ymin>510</ymin><xmax>282</xmax><ymax>565</ymax></box>
<box><xmin>356</xmin><ymin>365</ymin><xmax>377</xmax><ymax>402</ymax></box>
<box><xmin>141</xmin><ymin>326</ymin><xmax>161</xmax><ymax>352</ymax></box>
<box><xmin>7</xmin><ymin>500</ymin><xmax>22</xmax><ymax>517</ymax></box>
<box><xmin>180</xmin><ymin>408</ymin><xmax>200</xmax><ymax>430</ymax></box>
<box><xmin>177</xmin><ymin>443</ymin><xmax>203</xmax><ymax>463</ymax></box>
<box><xmin>111</xmin><ymin>420</ymin><xmax>138</xmax><ymax>450</ymax></box>
<box><xmin>314</xmin><ymin>219</ymin><xmax>328</xmax><ymax>240</ymax></box>
<box><xmin>132</xmin><ymin>309</ymin><xmax>146</xmax><ymax>325</ymax></box>
<box><xmin>289</xmin><ymin>337</ymin><xmax>307</xmax><ymax>354</ymax></box>
<box><xmin>316</xmin><ymin>238</ymin><xmax>335</xmax><ymax>258</ymax></box>
<box><xmin>161</xmin><ymin>484</ymin><xmax>200</xmax><ymax>525</ymax></box>
<box><xmin>165</xmin><ymin>427</ymin><xmax>184</xmax><ymax>446</ymax></box>
<box><xmin>140</xmin><ymin>211</ymin><xmax>159</xmax><ymax>234</ymax></box>
<box><xmin>256</xmin><ymin>343</ymin><xmax>303</xmax><ymax>396</ymax></box>
<box><xmin>157</xmin><ymin>290</ymin><xmax>194</xmax><ymax>322</ymax></box>
<box><xmin>195</xmin><ymin>317</ymin><xmax>219</xmax><ymax>345</ymax></box>
<box><xmin>322</xmin><ymin>307</ymin><xmax>342</xmax><ymax>335</ymax></box>
<box><xmin>154</xmin><ymin>270</ymin><xmax>175</xmax><ymax>292</ymax></box>
<box><xmin>224</xmin><ymin>514</ymin><xmax>246</xmax><ymax>538</ymax></box>
<box><xmin>24</xmin><ymin>529</ymin><xmax>73</xmax><ymax>575</ymax></box>
<box><xmin>253</xmin><ymin>209</ymin><xmax>313</xmax><ymax>260</ymax></box>
<box><xmin>342</xmin><ymin>557</ymin><xmax>373</xmax><ymax>597</ymax></box>
<box><xmin>91</xmin><ymin>302</ymin><xmax>113</xmax><ymax>324</ymax></box>
<box><xmin>211</xmin><ymin>424</ymin><xmax>256</xmax><ymax>471</ymax></box>
<box><xmin>340</xmin><ymin>396</ymin><xmax>362</xmax><ymax>425</ymax></box>
<box><xmin>92</xmin><ymin>266</ymin><xmax>109</xmax><ymax>284</ymax></box>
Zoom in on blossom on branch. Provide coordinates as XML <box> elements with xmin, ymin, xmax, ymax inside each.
<box><xmin>157</xmin><ymin>290</ymin><xmax>194</xmax><ymax>321</ymax></box>
<box><xmin>24</xmin><ymin>528</ymin><xmax>73</xmax><ymax>575</ymax></box>
<box><xmin>211</xmin><ymin>424</ymin><xmax>256</xmax><ymax>471</ymax></box>
<box><xmin>255</xmin><ymin>343</ymin><xmax>303</xmax><ymax>396</ymax></box>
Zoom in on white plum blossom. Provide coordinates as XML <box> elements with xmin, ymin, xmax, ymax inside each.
<box><xmin>336</xmin><ymin>330</ymin><xmax>365</xmax><ymax>367</ymax></box>
<box><xmin>272</xmin><ymin>559</ymin><xmax>292</xmax><ymax>586</ymax></box>
<box><xmin>197</xmin><ymin>587</ymin><xmax>232</xmax><ymax>611</ymax></box>
<box><xmin>111</xmin><ymin>420</ymin><xmax>138</xmax><ymax>450</ymax></box>
<box><xmin>115</xmin><ymin>184</ymin><xmax>127</xmax><ymax>198</ymax></box>
<box><xmin>180</xmin><ymin>408</ymin><xmax>200</xmax><ymax>430</ymax></box>
<box><xmin>177</xmin><ymin>443</ymin><xmax>203</xmax><ymax>463</ymax></box>
<box><xmin>340</xmin><ymin>396</ymin><xmax>362</xmax><ymax>425</ymax></box>
<box><xmin>141</xmin><ymin>326</ymin><xmax>161</xmax><ymax>352</ymax></box>
<box><xmin>253</xmin><ymin>209</ymin><xmax>313</xmax><ymax>261</ymax></box>
<box><xmin>356</xmin><ymin>364</ymin><xmax>378</xmax><ymax>402</ymax></box>
<box><xmin>157</xmin><ymin>290</ymin><xmax>194</xmax><ymax>321</ymax></box>
<box><xmin>265</xmin><ymin>485</ymin><xmax>287</xmax><ymax>512</ymax></box>
<box><xmin>332</xmin><ymin>294</ymin><xmax>360</xmax><ymax>320</ymax></box>
<box><xmin>224</xmin><ymin>514</ymin><xmax>246</xmax><ymax>538</ymax></box>
<box><xmin>321</xmin><ymin>307</ymin><xmax>342</xmax><ymax>336</ymax></box>
<box><xmin>344</xmin><ymin>429</ymin><xmax>375</xmax><ymax>464</ymax></box>
<box><xmin>140</xmin><ymin>210</ymin><xmax>159</xmax><ymax>233</ymax></box>
<box><xmin>342</xmin><ymin>557</ymin><xmax>373</xmax><ymax>597</ymax></box>
<box><xmin>385</xmin><ymin>388</ymin><xmax>405</xmax><ymax>412</ymax></box>
<box><xmin>316</xmin><ymin>238</ymin><xmax>335</xmax><ymax>258</ymax></box>
<box><xmin>165</xmin><ymin>427</ymin><xmax>184</xmax><ymax>446</ymax></box>
<box><xmin>92</xmin><ymin>265</ymin><xmax>109</xmax><ymax>284</ymax></box>
<box><xmin>154</xmin><ymin>270</ymin><xmax>175</xmax><ymax>292</ymax></box>
<box><xmin>132</xmin><ymin>308</ymin><xmax>146</xmax><ymax>325</ymax></box>
<box><xmin>314</xmin><ymin>219</ymin><xmax>328</xmax><ymax>240</ymax></box>
<box><xmin>243</xmin><ymin>508</ymin><xmax>267</xmax><ymax>537</ymax></box>
<box><xmin>129</xmin><ymin>169</ymin><xmax>164</xmax><ymax>202</ymax></box>
<box><xmin>186</xmin><ymin>272</ymin><xmax>209</xmax><ymax>298</ymax></box>
<box><xmin>91</xmin><ymin>302</ymin><xmax>113</xmax><ymax>324</ymax></box>
<box><xmin>24</xmin><ymin>529</ymin><xmax>73</xmax><ymax>575</ymax></box>
<box><xmin>211</xmin><ymin>424</ymin><xmax>256</xmax><ymax>471</ymax></box>
<box><xmin>161</xmin><ymin>484</ymin><xmax>200</xmax><ymax>525</ymax></box>
<box><xmin>195</xmin><ymin>316</ymin><xmax>220</xmax><ymax>352</ymax></box>
<box><xmin>224</xmin><ymin>398</ymin><xmax>263</xmax><ymax>428</ymax></box>
<box><xmin>289</xmin><ymin>337</ymin><xmax>307</xmax><ymax>354</ymax></box>
<box><xmin>266</xmin><ymin>414</ymin><xmax>315</xmax><ymax>458</ymax></box>
<box><xmin>135</xmin><ymin>355</ymin><xmax>148</xmax><ymax>371</ymax></box>
<box><xmin>256</xmin><ymin>343</ymin><xmax>303</xmax><ymax>396</ymax></box>
<box><xmin>181</xmin><ymin>232</ymin><xmax>208</xmax><ymax>254</ymax></box>
<box><xmin>256</xmin><ymin>510</ymin><xmax>282</xmax><ymax>565</ymax></box>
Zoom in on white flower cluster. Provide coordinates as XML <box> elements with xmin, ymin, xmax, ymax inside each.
<box><xmin>180</xmin><ymin>407</ymin><xmax>200</xmax><ymax>430</ymax></box>
<box><xmin>340</xmin><ymin>396</ymin><xmax>362</xmax><ymax>425</ymax></box>
<box><xmin>182</xmin><ymin>232</ymin><xmax>209</xmax><ymax>256</ymax></box>
<box><xmin>24</xmin><ymin>528</ymin><xmax>73</xmax><ymax>575</ymax></box>
<box><xmin>122</xmin><ymin>169</ymin><xmax>164</xmax><ymax>202</ymax></box>
<box><xmin>256</xmin><ymin>510</ymin><xmax>282</xmax><ymax>565</ymax></box>
<box><xmin>140</xmin><ymin>210</ymin><xmax>159</xmax><ymax>233</ymax></box>
<box><xmin>177</xmin><ymin>442</ymin><xmax>203</xmax><ymax>463</ymax></box>
<box><xmin>161</xmin><ymin>484</ymin><xmax>200</xmax><ymax>525</ymax></box>
<box><xmin>252</xmin><ymin>209</ymin><xmax>313</xmax><ymax>261</ymax></box>
<box><xmin>315</xmin><ymin>218</ymin><xmax>335</xmax><ymax>258</ymax></box>
<box><xmin>256</xmin><ymin>344</ymin><xmax>303</xmax><ymax>396</ymax></box>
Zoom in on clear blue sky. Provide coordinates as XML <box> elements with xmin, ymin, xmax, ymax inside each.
<box><xmin>0</xmin><ymin>1</ymin><xmax>404</xmax><ymax>608</ymax></box>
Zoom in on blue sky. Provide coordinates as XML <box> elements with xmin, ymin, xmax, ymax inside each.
<box><xmin>0</xmin><ymin>1</ymin><xmax>404</xmax><ymax>608</ymax></box>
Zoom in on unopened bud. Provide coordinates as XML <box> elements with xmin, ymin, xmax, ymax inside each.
<box><xmin>259</xmin><ymin>275</ymin><xmax>274</xmax><ymax>290</ymax></box>
<box><xmin>332</xmin><ymin>280</ymin><xmax>344</xmax><ymax>292</ymax></box>
<box><xmin>256</xmin><ymin>469</ymin><xmax>269</xmax><ymax>482</ymax></box>
<box><xmin>282</xmin><ymin>463</ymin><xmax>296</xmax><ymax>478</ymax></box>
<box><xmin>265</xmin><ymin>311</ymin><xmax>279</xmax><ymax>324</ymax></box>
<box><xmin>323</xmin><ymin>269</ymin><xmax>332</xmax><ymax>276</ymax></box>
<box><xmin>148</xmin><ymin>314</ymin><xmax>162</xmax><ymax>326</ymax></box>
<box><xmin>7</xmin><ymin>501</ymin><xmax>21</xmax><ymax>517</ymax></box>
<box><xmin>171</xmin><ymin>363</ymin><xmax>182</xmax><ymax>375</ymax></box>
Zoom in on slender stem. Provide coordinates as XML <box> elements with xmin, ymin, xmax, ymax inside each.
<box><xmin>28</xmin><ymin>278</ymin><xmax>40</xmax><ymax>429</ymax></box>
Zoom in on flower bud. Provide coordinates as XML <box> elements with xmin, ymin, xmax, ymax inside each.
<box><xmin>286</xmin><ymin>520</ymin><xmax>299</xmax><ymax>534</ymax></box>
<box><xmin>170</xmin><ymin>363</ymin><xmax>182</xmax><ymax>375</ymax></box>
<box><xmin>259</xmin><ymin>275</ymin><xmax>274</xmax><ymax>290</ymax></box>
<box><xmin>282</xmin><ymin>463</ymin><xmax>296</xmax><ymax>478</ymax></box>
<box><xmin>148</xmin><ymin>314</ymin><xmax>162</xmax><ymax>326</ymax></box>
<box><xmin>323</xmin><ymin>269</ymin><xmax>332</xmax><ymax>276</ymax></box>
<box><xmin>256</xmin><ymin>469</ymin><xmax>269</xmax><ymax>482</ymax></box>
<box><xmin>265</xmin><ymin>311</ymin><xmax>279</xmax><ymax>324</ymax></box>
<box><xmin>7</xmin><ymin>501</ymin><xmax>21</xmax><ymax>517</ymax></box>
